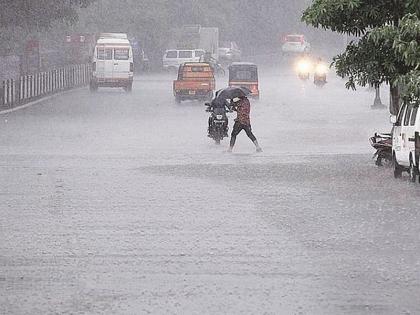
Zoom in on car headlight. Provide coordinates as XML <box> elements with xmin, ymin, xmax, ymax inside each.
<box><xmin>296</xmin><ymin>59</ymin><xmax>312</xmax><ymax>73</ymax></box>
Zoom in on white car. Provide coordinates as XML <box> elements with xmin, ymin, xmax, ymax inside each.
<box><xmin>218</xmin><ymin>41</ymin><xmax>241</xmax><ymax>63</ymax></box>
<box><xmin>391</xmin><ymin>102</ymin><xmax>420</xmax><ymax>181</ymax></box>
<box><xmin>281</xmin><ymin>34</ymin><xmax>311</xmax><ymax>54</ymax></box>
<box><xmin>162</xmin><ymin>49</ymin><xmax>205</xmax><ymax>71</ymax></box>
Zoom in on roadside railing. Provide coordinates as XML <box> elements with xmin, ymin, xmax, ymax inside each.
<box><xmin>0</xmin><ymin>64</ymin><xmax>91</xmax><ymax>110</ymax></box>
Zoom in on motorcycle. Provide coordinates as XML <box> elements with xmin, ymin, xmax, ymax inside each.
<box><xmin>296</xmin><ymin>58</ymin><xmax>311</xmax><ymax>81</ymax></box>
<box><xmin>205</xmin><ymin>102</ymin><xmax>229</xmax><ymax>145</ymax></box>
<box><xmin>369</xmin><ymin>132</ymin><xmax>392</xmax><ymax>166</ymax></box>
<box><xmin>314</xmin><ymin>63</ymin><xmax>328</xmax><ymax>86</ymax></box>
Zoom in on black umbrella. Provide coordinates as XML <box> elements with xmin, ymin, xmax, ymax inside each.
<box><xmin>215</xmin><ymin>86</ymin><xmax>252</xmax><ymax>101</ymax></box>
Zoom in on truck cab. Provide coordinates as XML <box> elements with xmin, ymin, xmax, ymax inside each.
<box><xmin>173</xmin><ymin>62</ymin><xmax>215</xmax><ymax>103</ymax></box>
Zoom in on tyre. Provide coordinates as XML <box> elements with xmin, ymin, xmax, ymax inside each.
<box><xmin>409</xmin><ymin>157</ymin><xmax>417</xmax><ymax>183</ymax></box>
<box><xmin>175</xmin><ymin>96</ymin><xmax>182</xmax><ymax>104</ymax></box>
<box><xmin>89</xmin><ymin>82</ymin><xmax>98</xmax><ymax>92</ymax></box>
<box><xmin>376</xmin><ymin>156</ymin><xmax>383</xmax><ymax>167</ymax></box>
<box><xmin>393</xmin><ymin>154</ymin><xmax>403</xmax><ymax>179</ymax></box>
<box><xmin>124</xmin><ymin>83</ymin><xmax>133</xmax><ymax>92</ymax></box>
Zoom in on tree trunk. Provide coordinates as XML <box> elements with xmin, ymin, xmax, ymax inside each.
<box><xmin>389</xmin><ymin>84</ymin><xmax>400</xmax><ymax>115</ymax></box>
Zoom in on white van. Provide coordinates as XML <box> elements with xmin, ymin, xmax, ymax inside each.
<box><xmin>90</xmin><ymin>33</ymin><xmax>134</xmax><ymax>92</ymax></box>
<box><xmin>391</xmin><ymin>102</ymin><xmax>420</xmax><ymax>182</ymax></box>
<box><xmin>162</xmin><ymin>49</ymin><xmax>205</xmax><ymax>71</ymax></box>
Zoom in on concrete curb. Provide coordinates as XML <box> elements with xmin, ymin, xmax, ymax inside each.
<box><xmin>0</xmin><ymin>87</ymin><xmax>86</xmax><ymax>115</ymax></box>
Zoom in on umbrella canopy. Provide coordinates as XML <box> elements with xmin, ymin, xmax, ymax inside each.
<box><xmin>215</xmin><ymin>86</ymin><xmax>251</xmax><ymax>101</ymax></box>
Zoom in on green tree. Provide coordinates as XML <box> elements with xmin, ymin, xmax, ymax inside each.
<box><xmin>0</xmin><ymin>0</ymin><xmax>94</xmax><ymax>30</ymax></box>
<box><xmin>303</xmin><ymin>0</ymin><xmax>420</xmax><ymax>114</ymax></box>
<box><xmin>371</xmin><ymin>14</ymin><xmax>420</xmax><ymax>104</ymax></box>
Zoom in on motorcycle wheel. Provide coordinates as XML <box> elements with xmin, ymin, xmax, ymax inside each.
<box><xmin>376</xmin><ymin>152</ymin><xmax>392</xmax><ymax>167</ymax></box>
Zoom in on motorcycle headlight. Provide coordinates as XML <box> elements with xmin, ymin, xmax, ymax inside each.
<box><xmin>315</xmin><ymin>64</ymin><xmax>328</xmax><ymax>75</ymax></box>
<box><xmin>216</xmin><ymin>115</ymin><xmax>223</xmax><ymax>120</ymax></box>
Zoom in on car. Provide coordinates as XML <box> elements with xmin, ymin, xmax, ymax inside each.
<box><xmin>163</xmin><ymin>49</ymin><xmax>205</xmax><ymax>71</ymax></box>
<box><xmin>218</xmin><ymin>41</ymin><xmax>241</xmax><ymax>65</ymax></box>
<box><xmin>391</xmin><ymin>101</ymin><xmax>420</xmax><ymax>182</ymax></box>
<box><xmin>281</xmin><ymin>34</ymin><xmax>311</xmax><ymax>54</ymax></box>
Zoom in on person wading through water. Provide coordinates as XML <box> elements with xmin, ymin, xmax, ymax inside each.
<box><xmin>228</xmin><ymin>96</ymin><xmax>262</xmax><ymax>152</ymax></box>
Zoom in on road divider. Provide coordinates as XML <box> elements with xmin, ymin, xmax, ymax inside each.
<box><xmin>0</xmin><ymin>64</ymin><xmax>91</xmax><ymax>113</ymax></box>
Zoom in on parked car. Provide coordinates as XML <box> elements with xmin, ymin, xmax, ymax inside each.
<box><xmin>90</xmin><ymin>33</ymin><xmax>134</xmax><ymax>92</ymax></box>
<box><xmin>173</xmin><ymin>62</ymin><xmax>215</xmax><ymax>103</ymax></box>
<box><xmin>163</xmin><ymin>49</ymin><xmax>205</xmax><ymax>71</ymax></box>
<box><xmin>391</xmin><ymin>101</ymin><xmax>420</xmax><ymax>182</ymax></box>
<box><xmin>281</xmin><ymin>34</ymin><xmax>311</xmax><ymax>54</ymax></box>
<box><xmin>218</xmin><ymin>41</ymin><xmax>241</xmax><ymax>65</ymax></box>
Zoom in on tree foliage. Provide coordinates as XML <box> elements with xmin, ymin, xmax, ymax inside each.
<box><xmin>303</xmin><ymin>0</ymin><xmax>420</xmax><ymax>112</ymax></box>
<box><xmin>0</xmin><ymin>0</ymin><xmax>95</xmax><ymax>30</ymax></box>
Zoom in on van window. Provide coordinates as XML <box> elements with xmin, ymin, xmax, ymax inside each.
<box><xmin>410</xmin><ymin>106</ymin><xmax>418</xmax><ymax>126</ymax></box>
<box><xmin>97</xmin><ymin>48</ymin><xmax>112</xmax><ymax>60</ymax></box>
<box><xmin>286</xmin><ymin>35</ymin><xmax>303</xmax><ymax>43</ymax></box>
<box><xmin>195</xmin><ymin>50</ymin><xmax>204</xmax><ymax>58</ymax></box>
<box><xmin>230</xmin><ymin>69</ymin><xmax>258</xmax><ymax>81</ymax></box>
<box><xmin>114</xmin><ymin>48</ymin><xmax>129</xmax><ymax>60</ymax></box>
<box><xmin>179</xmin><ymin>51</ymin><xmax>193</xmax><ymax>58</ymax></box>
<box><xmin>397</xmin><ymin>104</ymin><xmax>407</xmax><ymax>125</ymax></box>
<box><xmin>166</xmin><ymin>51</ymin><xmax>177</xmax><ymax>58</ymax></box>
<box><xmin>404</xmin><ymin>104</ymin><xmax>413</xmax><ymax>126</ymax></box>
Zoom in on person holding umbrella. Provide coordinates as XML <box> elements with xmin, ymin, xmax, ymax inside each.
<box><xmin>213</xmin><ymin>87</ymin><xmax>262</xmax><ymax>152</ymax></box>
<box><xmin>228</xmin><ymin>95</ymin><xmax>262</xmax><ymax>153</ymax></box>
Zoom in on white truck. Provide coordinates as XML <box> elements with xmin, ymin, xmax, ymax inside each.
<box><xmin>165</xmin><ymin>25</ymin><xmax>219</xmax><ymax>69</ymax></box>
<box><xmin>90</xmin><ymin>33</ymin><xmax>134</xmax><ymax>92</ymax></box>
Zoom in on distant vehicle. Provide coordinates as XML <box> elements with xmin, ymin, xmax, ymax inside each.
<box><xmin>174</xmin><ymin>25</ymin><xmax>219</xmax><ymax>61</ymax></box>
<box><xmin>218</xmin><ymin>41</ymin><xmax>241</xmax><ymax>65</ymax></box>
<box><xmin>163</xmin><ymin>49</ymin><xmax>205</xmax><ymax>71</ymax></box>
<box><xmin>173</xmin><ymin>62</ymin><xmax>215</xmax><ymax>103</ymax></box>
<box><xmin>391</xmin><ymin>102</ymin><xmax>420</xmax><ymax>182</ymax></box>
<box><xmin>295</xmin><ymin>57</ymin><xmax>312</xmax><ymax>80</ymax></box>
<box><xmin>228</xmin><ymin>62</ymin><xmax>259</xmax><ymax>99</ymax></box>
<box><xmin>198</xmin><ymin>27</ymin><xmax>219</xmax><ymax>60</ymax></box>
<box><xmin>282</xmin><ymin>34</ymin><xmax>311</xmax><ymax>54</ymax></box>
<box><xmin>90</xmin><ymin>33</ymin><xmax>134</xmax><ymax>92</ymax></box>
<box><xmin>313</xmin><ymin>61</ymin><xmax>328</xmax><ymax>86</ymax></box>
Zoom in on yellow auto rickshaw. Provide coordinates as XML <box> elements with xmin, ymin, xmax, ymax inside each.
<box><xmin>228</xmin><ymin>62</ymin><xmax>259</xmax><ymax>99</ymax></box>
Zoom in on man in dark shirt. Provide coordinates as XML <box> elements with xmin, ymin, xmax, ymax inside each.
<box><xmin>228</xmin><ymin>96</ymin><xmax>262</xmax><ymax>152</ymax></box>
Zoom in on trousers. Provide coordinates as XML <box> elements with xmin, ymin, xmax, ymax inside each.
<box><xmin>230</xmin><ymin>121</ymin><xmax>257</xmax><ymax>147</ymax></box>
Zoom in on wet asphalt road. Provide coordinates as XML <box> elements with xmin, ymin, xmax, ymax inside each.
<box><xmin>1</xmin><ymin>66</ymin><xmax>419</xmax><ymax>314</ymax></box>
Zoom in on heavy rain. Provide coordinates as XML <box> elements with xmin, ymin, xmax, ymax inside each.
<box><xmin>1</xmin><ymin>1</ymin><xmax>419</xmax><ymax>314</ymax></box>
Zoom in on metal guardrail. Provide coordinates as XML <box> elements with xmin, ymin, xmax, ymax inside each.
<box><xmin>0</xmin><ymin>64</ymin><xmax>91</xmax><ymax>109</ymax></box>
